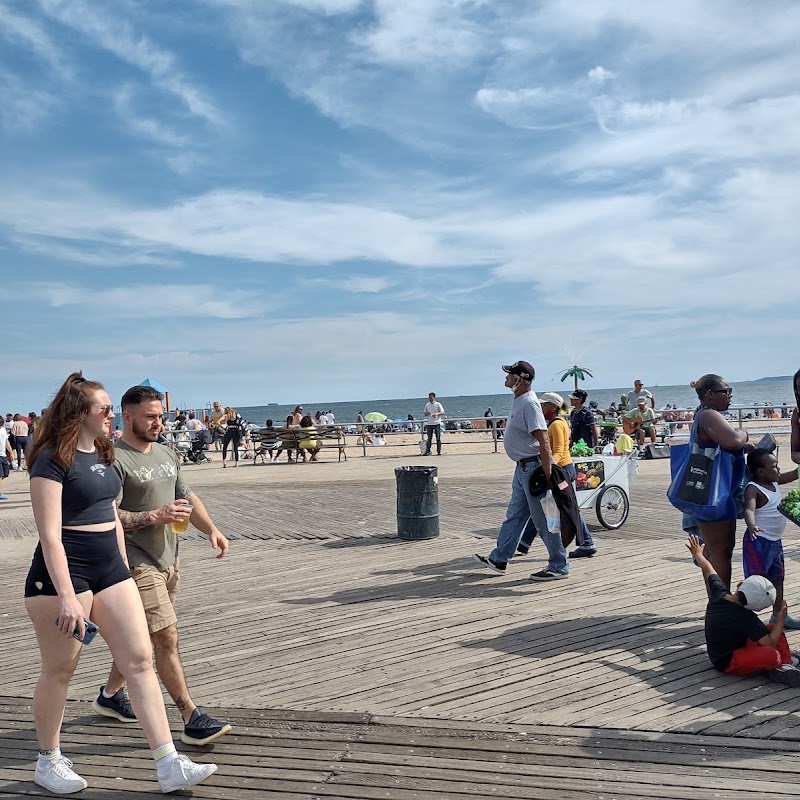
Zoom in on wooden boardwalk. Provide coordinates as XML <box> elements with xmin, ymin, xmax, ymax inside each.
<box><xmin>3</xmin><ymin>701</ymin><xmax>800</xmax><ymax>798</ymax></box>
<box><xmin>3</xmin><ymin>451</ymin><xmax>800</xmax><ymax>795</ymax></box>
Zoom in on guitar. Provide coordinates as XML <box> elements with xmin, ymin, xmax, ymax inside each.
<box><xmin>622</xmin><ymin>413</ymin><xmax>655</xmax><ymax>436</ymax></box>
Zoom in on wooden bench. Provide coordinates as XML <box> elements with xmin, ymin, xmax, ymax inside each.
<box><xmin>251</xmin><ymin>426</ymin><xmax>347</xmax><ymax>463</ymax></box>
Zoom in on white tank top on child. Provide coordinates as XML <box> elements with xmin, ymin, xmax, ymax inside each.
<box><xmin>749</xmin><ymin>481</ymin><xmax>786</xmax><ymax>541</ymax></box>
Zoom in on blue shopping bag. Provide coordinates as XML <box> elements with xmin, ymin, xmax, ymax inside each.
<box><xmin>667</xmin><ymin>423</ymin><xmax>740</xmax><ymax>521</ymax></box>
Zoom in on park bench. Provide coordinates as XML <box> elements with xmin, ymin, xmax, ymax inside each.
<box><xmin>251</xmin><ymin>426</ymin><xmax>347</xmax><ymax>464</ymax></box>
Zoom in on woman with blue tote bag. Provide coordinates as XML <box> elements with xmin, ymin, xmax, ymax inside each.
<box><xmin>668</xmin><ymin>374</ymin><xmax>749</xmax><ymax>589</ymax></box>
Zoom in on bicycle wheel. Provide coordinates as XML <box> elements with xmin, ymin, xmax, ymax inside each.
<box><xmin>595</xmin><ymin>485</ymin><xmax>629</xmax><ymax>530</ymax></box>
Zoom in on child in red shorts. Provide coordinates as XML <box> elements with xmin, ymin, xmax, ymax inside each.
<box><xmin>686</xmin><ymin>535</ymin><xmax>800</xmax><ymax>684</ymax></box>
<box><xmin>743</xmin><ymin>450</ymin><xmax>799</xmax><ymax>628</ymax></box>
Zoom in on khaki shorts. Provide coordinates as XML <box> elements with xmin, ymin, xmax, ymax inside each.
<box><xmin>131</xmin><ymin>561</ymin><xmax>180</xmax><ymax>634</ymax></box>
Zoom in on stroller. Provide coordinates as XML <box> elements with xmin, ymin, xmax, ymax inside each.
<box><xmin>186</xmin><ymin>429</ymin><xmax>212</xmax><ymax>464</ymax></box>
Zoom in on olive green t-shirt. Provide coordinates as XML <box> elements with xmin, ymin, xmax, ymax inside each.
<box><xmin>113</xmin><ymin>440</ymin><xmax>191</xmax><ymax>571</ymax></box>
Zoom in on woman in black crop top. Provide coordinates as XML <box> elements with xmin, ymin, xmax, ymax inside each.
<box><xmin>24</xmin><ymin>373</ymin><xmax>217</xmax><ymax>795</ymax></box>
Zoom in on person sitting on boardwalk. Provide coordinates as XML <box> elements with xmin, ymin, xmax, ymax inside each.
<box><xmin>685</xmin><ymin>534</ymin><xmax>800</xmax><ymax>685</ymax></box>
<box><xmin>742</xmin><ymin>449</ymin><xmax>800</xmax><ymax>630</ymax></box>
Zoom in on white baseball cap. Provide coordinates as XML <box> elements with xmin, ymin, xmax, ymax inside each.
<box><xmin>738</xmin><ymin>575</ymin><xmax>776</xmax><ymax>611</ymax></box>
<box><xmin>539</xmin><ymin>392</ymin><xmax>564</xmax><ymax>407</ymax></box>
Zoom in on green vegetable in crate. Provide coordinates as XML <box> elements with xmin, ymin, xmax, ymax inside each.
<box><xmin>570</xmin><ymin>439</ymin><xmax>594</xmax><ymax>457</ymax></box>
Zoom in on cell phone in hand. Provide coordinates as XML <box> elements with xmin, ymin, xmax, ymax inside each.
<box><xmin>54</xmin><ymin>617</ymin><xmax>99</xmax><ymax>645</ymax></box>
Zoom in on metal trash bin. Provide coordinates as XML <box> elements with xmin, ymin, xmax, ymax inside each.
<box><xmin>395</xmin><ymin>466</ymin><xmax>439</xmax><ymax>540</ymax></box>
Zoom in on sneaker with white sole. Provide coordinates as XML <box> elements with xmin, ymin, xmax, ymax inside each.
<box><xmin>472</xmin><ymin>553</ymin><xmax>506</xmax><ymax>574</ymax></box>
<box><xmin>34</xmin><ymin>755</ymin><xmax>88</xmax><ymax>795</ymax></box>
<box><xmin>158</xmin><ymin>754</ymin><xmax>217</xmax><ymax>794</ymax></box>
<box><xmin>180</xmin><ymin>708</ymin><xmax>232</xmax><ymax>746</ymax></box>
<box><xmin>92</xmin><ymin>685</ymin><xmax>137</xmax><ymax>722</ymax></box>
<box><xmin>530</xmin><ymin>569</ymin><xmax>569</xmax><ymax>582</ymax></box>
<box><xmin>768</xmin><ymin>664</ymin><xmax>800</xmax><ymax>687</ymax></box>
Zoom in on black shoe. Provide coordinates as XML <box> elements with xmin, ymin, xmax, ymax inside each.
<box><xmin>569</xmin><ymin>547</ymin><xmax>597</xmax><ymax>558</ymax></box>
<box><xmin>516</xmin><ymin>543</ymin><xmax>529</xmax><ymax>556</ymax></box>
<box><xmin>472</xmin><ymin>553</ymin><xmax>506</xmax><ymax>574</ymax></box>
<box><xmin>181</xmin><ymin>708</ymin><xmax>232</xmax><ymax>746</ymax></box>
<box><xmin>768</xmin><ymin>665</ymin><xmax>800</xmax><ymax>687</ymax></box>
<box><xmin>92</xmin><ymin>686</ymin><xmax>137</xmax><ymax>722</ymax></box>
<box><xmin>529</xmin><ymin>569</ymin><xmax>568</xmax><ymax>582</ymax></box>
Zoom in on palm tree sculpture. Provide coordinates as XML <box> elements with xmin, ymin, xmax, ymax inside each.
<box><xmin>558</xmin><ymin>365</ymin><xmax>594</xmax><ymax>392</ymax></box>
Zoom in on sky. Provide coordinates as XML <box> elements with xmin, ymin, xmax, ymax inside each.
<box><xmin>2</xmin><ymin>0</ymin><xmax>799</xmax><ymax>412</ymax></box>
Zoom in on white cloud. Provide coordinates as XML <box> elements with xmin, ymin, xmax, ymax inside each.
<box><xmin>587</xmin><ymin>66</ymin><xmax>614</xmax><ymax>85</ymax></box>
<box><xmin>33</xmin><ymin>282</ymin><xmax>261</xmax><ymax>319</ymax></box>
<box><xmin>0</xmin><ymin>74</ymin><xmax>57</xmax><ymax>130</ymax></box>
<box><xmin>112</xmin><ymin>85</ymin><xmax>189</xmax><ymax>148</ymax></box>
<box><xmin>341</xmin><ymin>275</ymin><xmax>395</xmax><ymax>293</ymax></box>
<box><xmin>37</xmin><ymin>0</ymin><xmax>223</xmax><ymax>125</ymax></box>
<box><xmin>0</xmin><ymin>4</ymin><xmax>70</xmax><ymax>75</ymax></box>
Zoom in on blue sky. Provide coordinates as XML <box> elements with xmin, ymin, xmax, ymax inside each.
<box><xmin>2</xmin><ymin>0</ymin><xmax>799</xmax><ymax>412</ymax></box>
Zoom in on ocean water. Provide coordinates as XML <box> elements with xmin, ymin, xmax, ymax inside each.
<box><xmin>229</xmin><ymin>378</ymin><xmax>796</xmax><ymax>426</ymax></box>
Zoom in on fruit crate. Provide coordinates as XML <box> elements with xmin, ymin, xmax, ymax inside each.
<box><xmin>779</xmin><ymin>490</ymin><xmax>800</xmax><ymax>528</ymax></box>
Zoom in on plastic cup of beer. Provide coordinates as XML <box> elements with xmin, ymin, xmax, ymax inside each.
<box><xmin>172</xmin><ymin>505</ymin><xmax>192</xmax><ymax>533</ymax></box>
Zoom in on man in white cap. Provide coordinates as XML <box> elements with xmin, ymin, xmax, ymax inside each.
<box><xmin>685</xmin><ymin>535</ymin><xmax>800</xmax><ymax>685</ymax></box>
<box><xmin>473</xmin><ymin>360</ymin><xmax>568</xmax><ymax>581</ymax></box>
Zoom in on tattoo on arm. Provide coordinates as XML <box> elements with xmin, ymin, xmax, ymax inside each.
<box><xmin>118</xmin><ymin>509</ymin><xmax>153</xmax><ymax>530</ymax></box>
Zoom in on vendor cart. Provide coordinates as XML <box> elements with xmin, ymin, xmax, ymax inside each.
<box><xmin>572</xmin><ymin>454</ymin><xmax>633</xmax><ymax>529</ymax></box>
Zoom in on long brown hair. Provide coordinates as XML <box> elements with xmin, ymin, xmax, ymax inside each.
<box><xmin>27</xmin><ymin>372</ymin><xmax>115</xmax><ymax>469</ymax></box>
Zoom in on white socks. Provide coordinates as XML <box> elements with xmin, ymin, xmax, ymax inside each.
<box><xmin>152</xmin><ymin>742</ymin><xmax>179</xmax><ymax>773</ymax></box>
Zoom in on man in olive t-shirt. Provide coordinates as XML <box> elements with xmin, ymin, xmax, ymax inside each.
<box><xmin>92</xmin><ymin>385</ymin><xmax>231</xmax><ymax>747</ymax></box>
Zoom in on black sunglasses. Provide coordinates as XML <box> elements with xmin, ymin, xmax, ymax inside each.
<box><xmin>709</xmin><ymin>388</ymin><xmax>733</xmax><ymax>397</ymax></box>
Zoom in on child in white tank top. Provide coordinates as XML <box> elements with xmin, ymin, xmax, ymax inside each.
<box><xmin>743</xmin><ymin>450</ymin><xmax>800</xmax><ymax>627</ymax></box>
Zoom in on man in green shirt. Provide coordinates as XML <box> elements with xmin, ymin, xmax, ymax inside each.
<box><xmin>92</xmin><ymin>385</ymin><xmax>231</xmax><ymax>747</ymax></box>
<box><xmin>624</xmin><ymin>396</ymin><xmax>657</xmax><ymax>446</ymax></box>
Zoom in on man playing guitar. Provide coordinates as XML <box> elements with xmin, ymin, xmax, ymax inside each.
<box><xmin>623</xmin><ymin>396</ymin><xmax>657</xmax><ymax>445</ymax></box>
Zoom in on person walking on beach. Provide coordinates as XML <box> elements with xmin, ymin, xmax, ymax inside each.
<box><xmin>518</xmin><ymin>392</ymin><xmax>597</xmax><ymax>559</ymax></box>
<box><xmin>92</xmin><ymin>384</ymin><xmax>232</xmax><ymax>748</ymax></box>
<box><xmin>12</xmin><ymin>413</ymin><xmax>30</xmax><ymax>470</ymax></box>
<box><xmin>423</xmin><ymin>393</ymin><xmax>444</xmax><ymax>456</ymax></box>
<box><xmin>25</xmin><ymin>374</ymin><xmax>218</xmax><ymax>794</ymax></box>
<box><xmin>473</xmin><ymin>361</ymin><xmax>565</xmax><ymax>580</ymax></box>
<box><xmin>221</xmin><ymin>406</ymin><xmax>244</xmax><ymax>468</ymax></box>
<box><xmin>568</xmin><ymin>390</ymin><xmax>598</xmax><ymax>449</ymax></box>
<box><xmin>677</xmin><ymin>374</ymin><xmax>749</xmax><ymax>589</ymax></box>
<box><xmin>791</xmin><ymin>369</ymin><xmax>800</xmax><ymax>464</ymax></box>
<box><xmin>626</xmin><ymin>379</ymin><xmax>655</xmax><ymax>410</ymax></box>
<box><xmin>209</xmin><ymin>401</ymin><xmax>226</xmax><ymax>450</ymax></box>
<box><xmin>0</xmin><ymin>422</ymin><xmax>10</xmax><ymax>500</ymax></box>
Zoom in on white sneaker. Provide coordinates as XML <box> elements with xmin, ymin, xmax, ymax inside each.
<box><xmin>158</xmin><ymin>754</ymin><xmax>217</xmax><ymax>793</ymax></box>
<box><xmin>34</xmin><ymin>755</ymin><xmax>88</xmax><ymax>794</ymax></box>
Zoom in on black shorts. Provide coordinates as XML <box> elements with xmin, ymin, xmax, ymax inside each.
<box><xmin>0</xmin><ymin>456</ymin><xmax>8</xmax><ymax>479</ymax></box>
<box><xmin>24</xmin><ymin>528</ymin><xmax>131</xmax><ymax>597</ymax></box>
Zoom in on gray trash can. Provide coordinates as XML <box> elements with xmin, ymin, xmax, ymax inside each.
<box><xmin>395</xmin><ymin>465</ymin><xmax>439</xmax><ymax>540</ymax></box>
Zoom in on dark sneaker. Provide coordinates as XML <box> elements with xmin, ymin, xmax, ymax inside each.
<box><xmin>181</xmin><ymin>708</ymin><xmax>232</xmax><ymax>746</ymax></box>
<box><xmin>472</xmin><ymin>553</ymin><xmax>506</xmax><ymax>574</ymax></box>
<box><xmin>516</xmin><ymin>543</ymin><xmax>529</xmax><ymax>556</ymax></box>
<box><xmin>92</xmin><ymin>685</ymin><xmax>137</xmax><ymax>722</ymax></box>
<box><xmin>569</xmin><ymin>547</ymin><xmax>597</xmax><ymax>559</ymax></box>
<box><xmin>530</xmin><ymin>569</ymin><xmax>568</xmax><ymax>582</ymax></box>
<box><xmin>768</xmin><ymin>665</ymin><xmax>800</xmax><ymax>687</ymax></box>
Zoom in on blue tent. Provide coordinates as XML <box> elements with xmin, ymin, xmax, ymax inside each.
<box><xmin>139</xmin><ymin>378</ymin><xmax>171</xmax><ymax>410</ymax></box>
<box><xmin>139</xmin><ymin>377</ymin><xmax>168</xmax><ymax>393</ymax></box>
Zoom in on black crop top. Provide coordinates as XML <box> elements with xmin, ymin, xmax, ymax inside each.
<box><xmin>30</xmin><ymin>447</ymin><xmax>121</xmax><ymax>526</ymax></box>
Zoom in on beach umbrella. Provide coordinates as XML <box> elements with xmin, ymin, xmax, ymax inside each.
<box><xmin>364</xmin><ymin>412</ymin><xmax>388</xmax><ymax>423</ymax></box>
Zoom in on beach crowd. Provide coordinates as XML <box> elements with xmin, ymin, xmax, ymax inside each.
<box><xmin>2</xmin><ymin>364</ymin><xmax>800</xmax><ymax>794</ymax></box>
